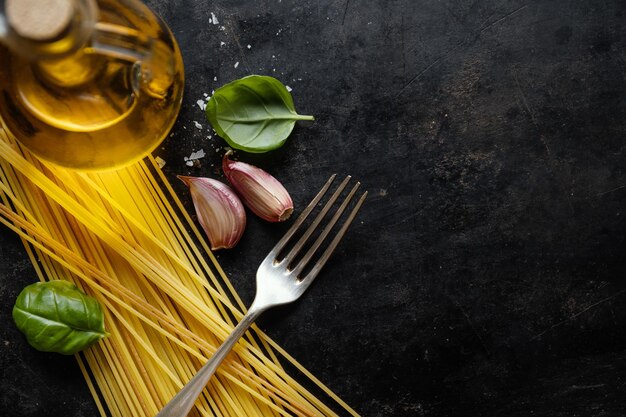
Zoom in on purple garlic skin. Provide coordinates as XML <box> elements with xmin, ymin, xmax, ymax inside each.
<box><xmin>178</xmin><ymin>175</ymin><xmax>246</xmax><ymax>250</ymax></box>
<box><xmin>222</xmin><ymin>151</ymin><xmax>294</xmax><ymax>222</ymax></box>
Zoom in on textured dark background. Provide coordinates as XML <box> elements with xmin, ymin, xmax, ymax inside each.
<box><xmin>2</xmin><ymin>0</ymin><xmax>626</xmax><ymax>416</ymax></box>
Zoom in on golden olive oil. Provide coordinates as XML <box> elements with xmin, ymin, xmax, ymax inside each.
<box><xmin>0</xmin><ymin>0</ymin><xmax>184</xmax><ymax>170</ymax></box>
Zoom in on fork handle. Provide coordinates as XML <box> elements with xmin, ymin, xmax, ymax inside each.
<box><xmin>155</xmin><ymin>304</ymin><xmax>265</xmax><ymax>417</ymax></box>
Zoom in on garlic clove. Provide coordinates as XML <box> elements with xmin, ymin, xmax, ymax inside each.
<box><xmin>222</xmin><ymin>151</ymin><xmax>293</xmax><ymax>222</ymax></box>
<box><xmin>178</xmin><ymin>175</ymin><xmax>246</xmax><ymax>250</ymax></box>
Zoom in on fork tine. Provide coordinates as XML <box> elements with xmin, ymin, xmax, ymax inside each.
<box><xmin>300</xmin><ymin>190</ymin><xmax>367</xmax><ymax>284</ymax></box>
<box><xmin>281</xmin><ymin>175</ymin><xmax>351</xmax><ymax>266</ymax></box>
<box><xmin>268</xmin><ymin>174</ymin><xmax>337</xmax><ymax>258</ymax></box>
<box><xmin>291</xmin><ymin>181</ymin><xmax>361</xmax><ymax>277</ymax></box>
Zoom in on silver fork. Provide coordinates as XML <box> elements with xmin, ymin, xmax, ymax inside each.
<box><xmin>156</xmin><ymin>174</ymin><xmax>367</xmax><ymax>417</ymax></box>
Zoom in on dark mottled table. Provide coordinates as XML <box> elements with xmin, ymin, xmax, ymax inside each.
<box><xmin>2</xmin><ymin>1</ymin><xmax>626</xmax><ymax>416</ymax></box>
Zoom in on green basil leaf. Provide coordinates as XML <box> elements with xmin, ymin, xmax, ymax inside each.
<box><xmin>12</xmin><ymin>280</ymin><xmax>108</xmax><ymax>355</ymax></box>
<box><xmin>206</xmin><ymin>75</ymin><xmax>314</xmax><ymax>153</ymax></box>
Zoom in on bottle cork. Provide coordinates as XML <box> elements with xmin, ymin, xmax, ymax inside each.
<box><xmin>6</xmin><ymin>0</ymin><xmax>74</xmax><ymax>41</ymax></box>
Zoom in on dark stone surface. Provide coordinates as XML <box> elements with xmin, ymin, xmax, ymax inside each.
<box><xmin>2</xmin><ymin>0</ymin><xmax>626</xmax><ymax>416</ymax></box>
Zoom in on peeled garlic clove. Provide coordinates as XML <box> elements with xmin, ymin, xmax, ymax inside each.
<box><xmin>178</xmin><ymin>175</ymin><xmax>246</xmax><ymax>250</ymax></box>
<box><xmin>222</xmin><ymin>151</ymin><xmax>293</xmax><ymax>222</ymax></box>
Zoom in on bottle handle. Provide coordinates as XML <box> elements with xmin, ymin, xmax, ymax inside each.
<box><xmin>90</xmin><ymin>22</ymin><xmax>175</xmax><ymax>99</ymax></box>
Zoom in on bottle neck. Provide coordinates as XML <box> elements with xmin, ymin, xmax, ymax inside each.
<box><xmin>0</xmin><ymin>0</ymin><xmax>98</xmax><ymax>60</ymax></box>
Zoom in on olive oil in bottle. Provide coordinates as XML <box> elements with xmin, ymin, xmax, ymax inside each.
<box><xmin>0</xmin><ymin>0</ymin><xmax>184</xmax><ymax>170</ymax></box>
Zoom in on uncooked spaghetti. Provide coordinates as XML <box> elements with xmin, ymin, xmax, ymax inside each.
<box><xmin>0</xmin><ymin>127</ymin><xmax>358</xmax><ymax>417</ymax></box>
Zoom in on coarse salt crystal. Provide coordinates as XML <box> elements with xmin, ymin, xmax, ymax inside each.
<box><xmin>213</xmin><ymin>76</ymin><xmax>218</xmax><ymax>81</ymax></box>
<box><xmin>220</xmin><ymin>41</ymin><xmax>226</xmax><ymax>47</ymax></box>
<box><xmin>186</xmin><ymin>160</ymin><xmax>194</xmax><ymax>167</ymax></box>
<box><xmin>285</xmin><ymin>85</ymin><xmax>292</xmax><ymax>92</ymax></box>
<box><xmin>189</xmin><ymin>149</ymin><xmax>206</xmax><ymax>160</ymax></box>
<box><xmin>155</xmin><ymin>156</ymin><xmax>166</xmax><ymax>168</ymax></box>
<box><xmin>193</xmin><ymin>121</ymin><xmax>203</xmax><ymax>130</ymax></box>
<box><xmin>247</xmin><ymin>44</ymin><xmax>252</xmax><ymax>49</ymax></box>
<box><xmin>211</xmin><ymin>12</ymin><xmax>219</xmax><ymax>24</ymax></box>
<box><xmin>196</xmin><ymin>99</ymin><xmax>206</xmax><ymax>110</ymax></box>
<box><xmin>234</xmin><ymin>61</ymin><xmax>239</xmax><ymax>68</ymax></box>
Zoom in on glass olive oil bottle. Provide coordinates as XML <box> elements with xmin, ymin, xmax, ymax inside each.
<box><xmin>0</xmin><ymin>0</ymin><xmax>184</xmax><ymax>170</ymax></box>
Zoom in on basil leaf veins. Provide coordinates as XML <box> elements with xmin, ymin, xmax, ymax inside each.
<box><xmin>12</xmin><ymin>280</ymin><xmax>108</xmax><ymax>355</ymax></box>
<box><xmin>206</xmin><ymin>75</ymin><xmax>314</xmax><ymax>153</ymax></box>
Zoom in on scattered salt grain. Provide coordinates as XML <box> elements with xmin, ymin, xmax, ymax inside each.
<box><xmin>213</xmin><ymin>76</ymin><xmax>218</xmax><ymax>81</ymax></box>
<box><xmin>234</xmin><ymin>61</ymin><xmax>239</xmax><ymax>68</ymax></box>
<box><xmin>184</xmin><ymin>149</ymin><xmax>206</xmax><ymax>167</ymax></box>
<box><xmin>220</xmin><ymin>41</ymin><xmax>226</xmax><ymax>47</ymax></box>
<box><xmin>188</xmin><ymin>149</ymin><xmax>206</xmax><ymax>160</ymax></box>
<box><xmin>247</xmin><ymin>44</ymin><xmax>252</xmax><ymax>49</ymax></box>
<box><xmin>196</xmin><ymin>99</ymin><xmax>206</xmax><ymax>111</ymax></box>
<box><xmin>285</xmin><ymin>85</ymin><xmax>292</xmax><ymax>92</ymax></box>
<box><xmin>155</xmin><ymin>156</ymin><xmax>166</xmax><ymax>168</ymax></box>
<box><xmin>193</xmin><ymin>121</ymin><xmax>203</xmax><ymax>130</ymax></box>
<box><xmin>211</xmin><ymin>12</ymin><xmax>219</xmax><ymax>24</ymax></box>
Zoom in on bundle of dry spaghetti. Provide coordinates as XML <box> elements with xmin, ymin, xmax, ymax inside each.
<box><xmin>0</xmin><ymin>127</ymin><xmax>357</xmax><ymax>417</ymax></box>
